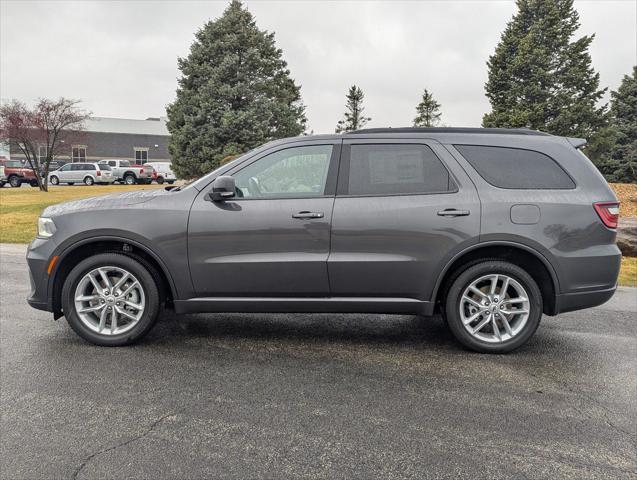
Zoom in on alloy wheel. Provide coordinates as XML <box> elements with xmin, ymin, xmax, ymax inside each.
<box><xmin>459</xmin><ymin>274</ymin><xmax>530</xmax><ymax>343</ymax></box>
<box><xmin>74</xmin><ymin>266</ymin><xmax>146</xmax><ymax>336</ymax></box>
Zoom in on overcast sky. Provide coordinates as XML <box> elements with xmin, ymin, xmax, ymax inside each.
<box><xmin>1</xmin><ymin>0</ymin><xmax>635</xmax><ymax>133</ymax></box>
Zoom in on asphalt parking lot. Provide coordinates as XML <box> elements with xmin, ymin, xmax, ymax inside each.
<box><xmin>1</xmin><ymin>243</ymin><xmax>635</xmax><ymax>479</ymax></box>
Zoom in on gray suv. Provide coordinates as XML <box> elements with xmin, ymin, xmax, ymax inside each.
<box><xmin>26</xmin><ymin>128</ymin><xmax>621</xmax><ymax>353</ymax></box>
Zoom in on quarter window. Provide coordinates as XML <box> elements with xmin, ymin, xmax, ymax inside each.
<box><xmin>454</xmin><ymin>145</ymin><xmax>575</xmax><ymax>189</ymax></box>
<box><xmin>345</xmin><ymin>144</ymin><xmax>455</xmax><ymax>195</ymax></box>
<box><xmin>72</xmin><ymin>146</ymin><xmax>86</xmax><ymax>163</ymax></box>
<box><xmin>234</xmin><ymin>145</ymin><xmax>333</xmax><ymax>198</ymax></box>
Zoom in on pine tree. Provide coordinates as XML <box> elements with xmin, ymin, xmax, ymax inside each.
<box><xmin>335</xmin><ymin>85</ymin><xmax>371</xmax><ymax>133</ymax></box>
<box><xmin>483</xmin><ymin>0</ymin><xmax>606</xmax><ymax>139</ymax></box>
<box><xmin>166</xmin><ymin>0</ymin><xmax>306</xmax><ymax>178</ymax></box>
<box><xmin>413</xmin><ymin>89</ymin><xmax>442</xmax><ymax>127</ymax></box>
<box><xmin>597</xmin><ymin>67</ymin><xmax>637</xmax><ymax>183</ymax></box>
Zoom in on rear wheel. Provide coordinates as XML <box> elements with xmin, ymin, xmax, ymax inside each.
<box><xmin>50</xmin><ymin>175</ymin><xmax>59</xmax><ymax>185</ymax></box>
<box><xmin>84</xmin><ymin>176</ymin><xmax>94</xmax><ymax>186</ymax></box>
<box><xmin>167</xmin><ymin>180</ymin><xmax>175</xmax><ymax>185</ymax></box>
<box><xmin>124</xmin><ymin>174</ymin><xmax>136</xmax><ymax>185</ymax></box>
<box><xmin>61</xmin><ymin>253</ymin><xmax>160</xmax><ymax>346</ymax></box>
<box><xmin>444</xmin><ymin>261</ymin><xmax>542</xmax><ymax>353</ymax></box>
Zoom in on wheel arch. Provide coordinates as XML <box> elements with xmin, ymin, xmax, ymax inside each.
<box><xmin>49</xmin><ymin>235</ymin><xmax>177</xmax><ymax>315</ymax></box>
<box><xmin>433</xmin><ymin>241</ymin><xmax>560</xmax><ymax>316</ymax></box>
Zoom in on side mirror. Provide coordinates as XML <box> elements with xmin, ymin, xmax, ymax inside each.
<box><xmin>209</xmin><ymin>175</ymin><xmax>236</xmax><ymax>202</ymax></box>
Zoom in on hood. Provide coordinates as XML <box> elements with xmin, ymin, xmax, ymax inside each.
<box><xmin>43</xmin><ymin>188</ymin><xmax>171</xmax><ymax>217</ymax></box>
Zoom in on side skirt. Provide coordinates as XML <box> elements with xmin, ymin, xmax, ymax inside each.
<box><xmin>173</xmin><ymin>297</ymin><xmax>435</xmax><ymax>316</ymax></box>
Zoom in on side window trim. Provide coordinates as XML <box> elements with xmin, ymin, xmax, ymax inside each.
<box><xmin>226</xmin><ymin>142</ymin><xmax>343</xmax><ymax>200</ymax></box>
<box><xmin>336</xmin><ymin>141</ymin><xmax>459</xmax><ymax>197</ymax></box>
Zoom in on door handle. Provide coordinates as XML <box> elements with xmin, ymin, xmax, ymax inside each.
<box><xmin>437</xmin><ymin>209</ymin><xmax>470</xmax><ymax>217</ymax></box>
<box><xmin>292</xmin><ymin>211</ymin><xmax>324</xmax><ymax>219</ymax></box>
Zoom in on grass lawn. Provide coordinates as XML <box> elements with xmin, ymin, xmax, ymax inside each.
<box><xmin>1</xmin><ymin>183</ymin><xmax>636</xmax><ymax>287</ymax></box>
<box><xmin>619</xmin><ymin>256</ymin><xmax>637</xmax><ymax>287</ymax></box>
<box><xmin>0</xmin><ymin>185</ymin><xmax>163</xmax><ymax>243</ymax></box>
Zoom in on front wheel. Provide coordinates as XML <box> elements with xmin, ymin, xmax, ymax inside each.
<box><xmin>8</xmin><ymin>175</ymin><xmax>21</xmax><ymax>188</ymax></box>
<box><xmin>156</xmin><ymin>176</ymin><xmax>164</xmax><ymax>184</ymax></box>
<box><xmin>444</xmin><ymin>261</ymin><xmax>542</xmax><ymax>353</ymax></box>
<box><xmin>61</xmin><ymin>253</ymin><xmax>160</xmax><ymax>346</ymax></box>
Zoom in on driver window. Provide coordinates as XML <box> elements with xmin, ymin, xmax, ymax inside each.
<box><xmin>233</xmin><ymin>145</ymin><xmax>333</xmax><ymax>198</ymax></box>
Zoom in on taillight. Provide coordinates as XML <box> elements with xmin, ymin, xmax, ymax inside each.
<box><xmin>140</xmin><ymin>168</ymin><xmax>144</xmax><ymax>174</ymax></box>
<box><xmin>593</xmin><ymin>202</ymin><xmax>620</xmax><ymax>229</ymax></box>
<box><xmin>96</xmin><ymin>170</ymin><xmax>101</xmax><ymax>176</ymax></box>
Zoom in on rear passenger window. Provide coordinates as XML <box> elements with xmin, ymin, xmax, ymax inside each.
<box><xmin>345</xmin><ymin>144</ymin><xmax>455</xmax><ymax>195</ymax></box>
<box><xmin>455</xmin><ymin>145</ymin><xmax>575</xmax><ymax>189</ymax></box>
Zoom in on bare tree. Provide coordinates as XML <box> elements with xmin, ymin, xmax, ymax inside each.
<box><xmin>0</xmin><ymin>98</ymin><xmax>90</xmax><ymax>191</ymax></box>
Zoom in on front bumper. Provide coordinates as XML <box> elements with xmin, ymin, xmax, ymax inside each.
<box><xmin>26</xmin><ymin>237</ymin><xmax>57</xmax><ymax>312</ymax></box>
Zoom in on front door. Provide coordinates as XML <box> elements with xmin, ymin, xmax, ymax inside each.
<box><xmin>328</xmin><ymin>139</ymin><xmax>480</xmax><ymax>301</ymax></box>
<box><xmin>57</xmin><ymin>163</ymin><xmax>72</xmax><ymax>182</ymax></box>
<box><xmin>188</xmin><ymin>141</ymin><xmax>341</xmax><ymax>297</ymax></box>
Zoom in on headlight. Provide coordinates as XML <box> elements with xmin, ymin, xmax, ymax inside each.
<box><xmin>37</xmin><ymin>217</ymin><xmax>56</xmax><ymax>238</ymax></box>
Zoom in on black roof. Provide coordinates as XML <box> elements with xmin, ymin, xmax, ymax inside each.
<box><xmin>348</xmin><ymin>127</ymin><xmax>550</xmax><ymax>136</ymax></box>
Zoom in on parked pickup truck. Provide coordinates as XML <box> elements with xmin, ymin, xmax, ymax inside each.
<box><xmin>0</xmin><ymin>159</ymin><xmax>38</xmax><ymax>187</ymax></box>
<box><xmin>97</xmin><ymin>159</ymin><xmax>154</xmax><ymax>185</ymax></box>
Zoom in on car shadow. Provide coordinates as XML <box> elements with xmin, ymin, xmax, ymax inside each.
<box><xmin>147</xmin><ymin>311</ymin><xmax>461</xmax><ymax>351</ymax></box>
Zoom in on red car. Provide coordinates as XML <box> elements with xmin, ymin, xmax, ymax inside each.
<box><xmin>0</xmin><ymin>159</ymin><xmax>38</xmax><ymax>188</ymax></box>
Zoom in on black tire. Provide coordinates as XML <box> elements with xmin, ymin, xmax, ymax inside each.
<box><xmin>156</xmin><ymin>176</ymin><xmax>164</xmax><ymax>184</ymax></box>
<box><xmin>30</xmin><ymin>180</ymin><xmax>38</xmax><ymax>187</ymax></box>
<box><xmin>0</xmin><ymin>181</ymin><xmax>5</xmax><ymax>188</ymax></box>
<box><xmin>84</xmin><ymin>176</ymin><xmax>94</xmax><ymax>186</ymax></box>
<box><xmin>444</xmin><ymin>260</ymin><xmax>542</xmax><ymax>354</ymax></box>
<box><xmin>68</xmin><ymin>182</ymin><xmax>74</xmax><ymax>186</ymax></box>
<box><xmin>124</xmin><ymin>174</ymin><xmax>136</xmax><ymax>185</ymax></box>
<box><xmin>8</xmin><ymin>175</ymin><xmax>21</xmax><ymax>188</ymax></box>
<box><xmin>61</xmin><ymin>253</ymin><xmax>160</xmax><ymax>346</ymax></box>
<box><xmin>50</xmin><ymin>176</ymin><xmax>59</xmax><ymax>185</ymax></box>
<box><xmin>167</xmin><ymin>180</ymin><xmax>175</xmax><ymax>185</ymax></box>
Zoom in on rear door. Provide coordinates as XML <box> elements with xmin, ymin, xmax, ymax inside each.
<box><xmin>328</xmin><ymin>139</ymin><xmax>480</xmax><ymax>301</ymax></box>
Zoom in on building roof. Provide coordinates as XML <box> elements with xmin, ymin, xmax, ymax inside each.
<box><xmin>84</xmin><ymin>116</ymin><xmax>169</xmax><ymax>136</ymax></box>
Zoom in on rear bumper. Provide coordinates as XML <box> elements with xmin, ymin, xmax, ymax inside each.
<box><xmin>554</xmin><ymin>285</ymin><xmax>616</xmax><ymax>314</ymax></box>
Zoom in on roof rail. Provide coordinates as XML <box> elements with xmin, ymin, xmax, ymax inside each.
<box><xmin>347</xmin><ymin>127</ymin><xmax>550</xmax><ymax>136</ymax></box>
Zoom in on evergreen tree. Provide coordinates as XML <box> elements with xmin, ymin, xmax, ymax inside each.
<box><xmin>166</xmin><ymin>0</ymin><xmax>306</xmax><ymax>178</ymax></box>
<box><xmin>413</xmin><ymin>89</ymin><xmax>442</xmax><ymax>127</ymax></box>
<box><xmin>596</xmin><ymin>67</ymin><xmax>637</xmax><ymax>183</ymax></box>
<box><xmin>335</xmin><ymin>85</ymin><xmax>371</xmax><ymax>133</ymax></box>
<box><xmin>482</xmin><ymin>0</ymin><xmax>606</xmax><ymax>139</ymax></box>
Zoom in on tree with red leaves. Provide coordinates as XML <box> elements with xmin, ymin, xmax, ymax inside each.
<box><xmin>0</xmin><ymin>98</ymin><xmax>90</xmax><ymax>191</ymax></box>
